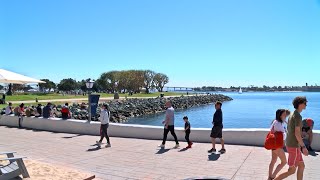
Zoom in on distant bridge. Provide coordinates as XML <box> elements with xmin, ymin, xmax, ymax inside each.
<box><xmin>164</xmin><ymin>86</ymin><xmax>194</xmax><ymax>91</ymax></box>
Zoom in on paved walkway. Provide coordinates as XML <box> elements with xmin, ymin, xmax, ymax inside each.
<box><xmin>0</xmin><ymin>126</ymin><xmax>319</xmax><ymax>180</ymax></box>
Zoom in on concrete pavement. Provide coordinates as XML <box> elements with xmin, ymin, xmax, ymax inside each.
<box><xmin>0</xmin><ymin>126</ymin><xmax>319</xmax><ymax>180</ymax></box>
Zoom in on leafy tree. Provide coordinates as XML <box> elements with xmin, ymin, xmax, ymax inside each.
<box><xmin>143</xmin><ymin>70</ymin><xmax>155</xmax><ymax>93</ymax></box>
<box><xmin>39</xmin><ymin>79</ymin><xmax>56</xmax><ymax>92</ymax></box>
<box><xmin>23</xmin><ymin>85</ymin><xmax>33</xmax><ymax>91</ymax></box>
<box><xmin>154</xmin><ymin>73</ymin><xmax>169</xmax><ymax>92</ymax></box>
<box><xmin>96</xmin><ymin>71</ymin><xmax>119</xmax><ymax>93</ymax></box>
<box><xmin>57</xmin><ymin>78</ymin><xmax>78</xmax><ymax>91</ymax></box>
<box><xmin>12</xmin><ymin>84</ymin><xmax>24</xmax><ymax>92</ymax></box>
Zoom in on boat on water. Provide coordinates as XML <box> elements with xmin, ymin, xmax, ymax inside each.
<box><xmin>239</xmin><ymin>87</ymin><xmax>243</xmax><ymax>94</ymax></box>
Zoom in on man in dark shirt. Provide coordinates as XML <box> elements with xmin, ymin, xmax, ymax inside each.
<box><xmin>36</xmin><ymin>104</ymin><xmax>42</xmax><ymax>117</ymax></box>
<box><xmin>208</xmin><ymin>101</ymin><xmax>225</xmax><ymax>153</ymax></box>
<box><xmin>42</xmin><ymin>103</ymin><xmax>52</xmax><ymax>118</ymax></box>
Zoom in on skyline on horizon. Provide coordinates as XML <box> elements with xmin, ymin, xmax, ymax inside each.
<box><xmin>1</xmin><ymin>0</ymin><xmax>320</xmax><ymax>87</ymax></box>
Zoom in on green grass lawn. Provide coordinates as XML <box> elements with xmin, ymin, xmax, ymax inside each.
<box><xmin>0</xmin><ymin>92</ymin><xmax>187</xmax><ymax>109</ymax></box>
<box><xmin>5</xmin><ymin>92</ymin><xmax>186</xmax><ymax>102</ymax></box>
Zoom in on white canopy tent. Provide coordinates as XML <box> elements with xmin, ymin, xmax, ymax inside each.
<box><xmin>0</xmin><ymin>69</ymin><xmax>45</xmax><ymax>84</ymax></box>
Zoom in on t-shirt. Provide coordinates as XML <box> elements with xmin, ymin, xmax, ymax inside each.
<box><xmin>36</xmin><ymin>106</ymin><xmax>42</xmax><ymax>116</ymax></box>
<box><xmin>13</xmin><ymin>107</ymin><xmax>20</xmax><ymax>116</ymax></box>
<box><xmin>185</xmin><ymin>121</ymin><xmax>191</xmax><ymax>132</ymax></box>
<box><xmin>61</xmin><ymin>106</ymin><xmax>70</xmax><ymax>119</ymax></box>
<box><xmin>100</xmin><ymin>110</ymin><xmax>110</xmax><ymax>124</ymax></box>
<box><xmin>213</xmin><ymin>109</ymin><xmax>223</xmax><ymax>127</ymax></box>
<box><xmin>286</xmin><ymin>110</ymin><xmax>302</xmax><ymax>148</ymax></box>
<box><xmin>25</xmin><ymin>108</ymin><xmax>32</xmax><ymax>117</ymax></box>
<box><xmin>5</xmin><ymin>106</ymin><xmax>12</xmax><ymax>115</ymax></box>
<box><xmin>270</xmin><ymin>120</ymin><xmax>286</xmax><ymax>140</ymax></box>
<box><xmin>165</xmin><ymin>107</ymin><xmax>175</xmax><ymax>126</ymax></box>
<box><xmin>42</xmin><ymin>105</ymin><xmax>52</xmax><ymax>118</ymax></box>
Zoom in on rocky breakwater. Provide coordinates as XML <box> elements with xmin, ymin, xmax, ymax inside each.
<box><xmin>9</xmin><ymin>94</ymin><xmax>232</xmax><ymax>122</ymax></box>
<box><xmin>108</xmin><ymin>94</ymin><xmax>232</xmax><ymax>122</ymax></box>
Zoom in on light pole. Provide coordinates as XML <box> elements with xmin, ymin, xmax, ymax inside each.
<box><xmin>86</xmin><ymin>80</ymin><xmax>94</xmax><ymax>122</ymax></box>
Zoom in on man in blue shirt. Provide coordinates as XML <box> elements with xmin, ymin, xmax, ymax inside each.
<box><xmin>208</xmin><ymin>101</ymin><xmax>226</xmax><ymax>153</ymax></box>
<box><xmin>42</xmin><ymin>103</ymin><xmax>52</xmax><ymax>118</ymax></box>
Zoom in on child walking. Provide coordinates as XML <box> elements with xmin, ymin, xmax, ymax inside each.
<box><xmin>183</xmin><ymin>116</ymin><xmax>193</xmax><ymax>148</ymax></box>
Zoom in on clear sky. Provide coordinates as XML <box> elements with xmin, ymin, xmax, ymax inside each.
<box><xmin>1</xmin><ymin>0</ymin><xmax>319</xmax><ymax>87</ymax></box>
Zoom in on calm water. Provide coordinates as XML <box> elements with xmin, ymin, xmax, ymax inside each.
<box><xmin>125</xmin><ymin>92</ymin><xmax>320</xmax><ymax>129</ymax></box>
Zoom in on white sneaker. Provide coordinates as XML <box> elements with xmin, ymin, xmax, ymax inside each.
<box><xmin>105</xmin><ymin>144</ymin><xmax>111</xmax><ymax>148</ymax></box>
<box><xmin>96</xmin><ymin>141</ymin><xmax>102</xmax><ymax>145</ymax></box>
<box><xmin>174</xmin><ymin>144</ymin><xmax>180</xmax><ymax>149</ymax></box>
<box><xmin>158</xmin><ymin>144</ymin><xmax>165</xmax><ymax>148</ymax></box>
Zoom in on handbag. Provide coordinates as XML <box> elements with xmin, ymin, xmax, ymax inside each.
<box><xmin>264</xmin><ymin>122</ymin><xmax>284</xmax><ymax>150</ymax></box>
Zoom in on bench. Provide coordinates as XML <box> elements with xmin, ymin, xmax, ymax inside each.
<box><xmin>0</xmin><ymin>152</ymin><xmax>29</xmax><ymax>180</ymax></box>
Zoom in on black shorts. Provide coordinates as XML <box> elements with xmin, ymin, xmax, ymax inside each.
<box><xmin>210</xmin><ymin>126</ymin><xmax>223</xmax><ymax>138</ymax></box>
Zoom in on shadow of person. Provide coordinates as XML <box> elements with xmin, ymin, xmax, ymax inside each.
<box><xmin>208</xmin><ymin>153</ymin><xmax>221</xmax><ymax>161</ymax></box>
<box><xmin>179</xmin><ymin>148</ymin><xmax>189</xmax><ymax>152</ymax></box>
<box><xmin>156</xmin><ymin>148</ymin><xmax>170</xmax><ymax>154</ymax></box>
<box><xmin>87</xmin><ymin>146</ymin><xmax>101</xmax><ymax>152</ymax></box>
<box><xmin>184</xmin><ymin>177</ymin><xmax>229</xmax><ymax>180</ymax></box>
<box><xmin>62</xmin><ymin>134</ymin><xmax>83</xmax><ymax>139</ymax></box>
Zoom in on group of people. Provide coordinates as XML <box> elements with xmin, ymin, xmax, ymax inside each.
<box><xmin>268</xmin><ymin>96</ymin><xmax>315</xmax><ymax>180</ymax></box>
<box><xmin>4</xmin><ymin>102</ymin><xmax>71</xmax><ymax>120</ymax></box>
<box><xmin>95</xmin><ymin>101</ymin><xmax>226</xmax><ymax>151</ymax></box>
<box><xmin>157</xmin><ymin>101</ymin><xmax>225</xmax><ymax>153</ymax></box>
<box><xmin>3</xmin><ymin>95</ymin><xmax>316</xmax><ymax>180</ymax></box>
<box><xmin>98</xmin><ymin>96</ymin><xmax>315</xmax><ymax>180</ymax></box>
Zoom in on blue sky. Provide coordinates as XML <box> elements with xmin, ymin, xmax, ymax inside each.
<box><xmin>1</xmin><ymin>0</ymin><xmax>319</xmax><ymax>87</ymax></box>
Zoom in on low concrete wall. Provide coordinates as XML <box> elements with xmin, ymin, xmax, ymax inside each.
<box><xmin>0</xmin><ymin>115</ymin><xmax>319</xmax><ymax>150</ymax></box>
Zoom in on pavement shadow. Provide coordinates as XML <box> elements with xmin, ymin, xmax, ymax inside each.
<box><xmin>178</xmin><ymin>148</ymin><xmax>189</xmax><ymax>152</ymax></box>
<box><xmin>62</xmin><ymin>134</ymin><xmax>83</xmax><ymax>139</ymax></box>
<box><xmin>87</xmin><ymin>146</ymin><xmax>101</xmax><ymax>152</ymax></box>
<box><xmin>309</xmin><ymin>151</ymin><xmax>319</xmax><ymax>157</ymax></box>
<box><xmin>184</xmin><ymin>177</ymin><xmax>229</xmax><ymax>180</ymax></box>
<box><xmin>156</xmin><ymin>148</ymin><xmax>170</xmax><ymax>154</ymax></box>
<box><xmin>208</xmin><ymin>153</ymin><xmax>221</xmax><ymax>161</ymax></box>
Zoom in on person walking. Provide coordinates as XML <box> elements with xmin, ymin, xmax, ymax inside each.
<box><xmin>96</xmin><ymin>104</ymin><xmax>111</xmax><ymax>148</ymax></box>
<box><xmin>159</xmin><ymin>101</ymin><xmax>179</xmax><ymax>148</ymax></box>
<box><xmin>268</xmin><ymin>109</ymin><xmax>289</xmax><ymax>180</ymax></box>
<box><xmin>183</xmin><ymin>116</ymin><xmax>193</xmax><ymax>148</ymax></box>
<box><xmin>208</xmin><ymin>101</ymin><xmax>225</xmax><ymax>153</ymax></box>
<box><xmin>275</xmin><ymin>96</ymin><xmax>308</xmax><ymax>180</ymax></box>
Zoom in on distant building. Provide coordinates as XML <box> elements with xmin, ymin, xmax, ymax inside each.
<box><xmin>302</xmin><ymin>83</ymin><xmax>320</xmax><ymax>92</ymax></box>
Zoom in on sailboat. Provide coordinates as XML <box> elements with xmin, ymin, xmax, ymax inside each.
<box><xmin>239</xmin><ymin>87</ymin><xmax>243</xmax><ymax>94</ymax></box>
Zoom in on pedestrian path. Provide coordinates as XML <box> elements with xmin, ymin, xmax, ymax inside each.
<box><xmin>0</xmin><ymin>126</ymin><xmax>319</xmax><ymax>180</ymax></box>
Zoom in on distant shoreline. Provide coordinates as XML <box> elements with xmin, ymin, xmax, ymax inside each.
<box><xmin>193</xmin><ymin>90</ymin><xmax>306</xmax><ymax>93</ymax></box>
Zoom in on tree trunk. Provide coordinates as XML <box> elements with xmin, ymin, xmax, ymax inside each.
<box><xmin>7</xmin><ymin>84</ymin><xmax>13</xmax><ymax>96</ymax></box>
